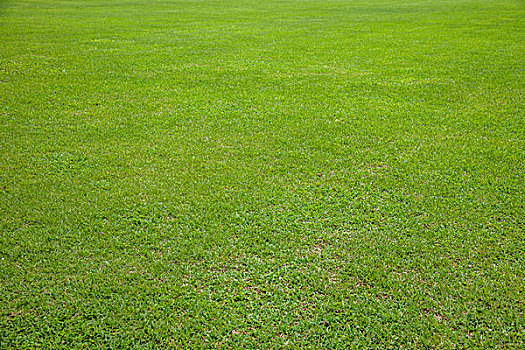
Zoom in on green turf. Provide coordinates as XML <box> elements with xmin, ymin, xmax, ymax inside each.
<box><xmin>1</xmin><ymin>0</ymin><xmax>524</xmax><ymax>348</ymax></box>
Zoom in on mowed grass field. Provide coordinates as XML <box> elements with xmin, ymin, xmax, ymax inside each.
<box><xmin>1</xmin><ymin>0</ymin><xmax>524</xmax><ymax>347</ymax></box>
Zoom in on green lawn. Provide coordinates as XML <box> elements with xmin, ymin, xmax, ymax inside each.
<box><xmin>1</xmin><ymin>0</ymin><xmax>524</xmax><ymax>348</ymax></box>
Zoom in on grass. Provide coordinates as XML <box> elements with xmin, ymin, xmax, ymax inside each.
<box><xmin>0</xmin><ymin>0</ymin><xmax>524</xmax><ymax>348</ymax></box>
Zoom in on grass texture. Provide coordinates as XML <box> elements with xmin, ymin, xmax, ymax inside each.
<box><xmin>1</xmin><ymin>0</ymin><xmax>524</xmax><ymax>348</ymax></box>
